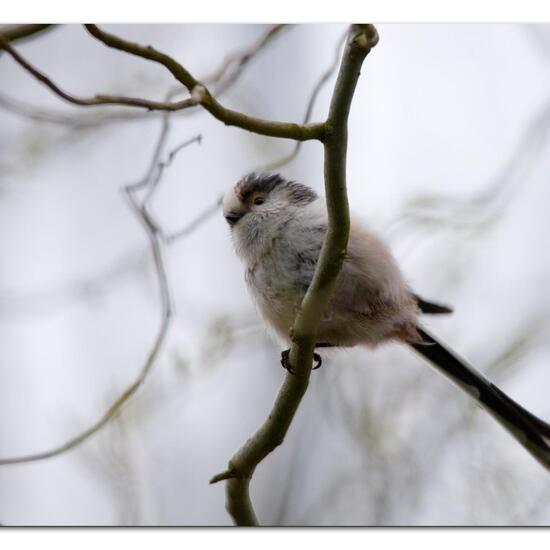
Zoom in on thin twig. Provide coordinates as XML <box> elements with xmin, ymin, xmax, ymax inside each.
<box><xmin>165</xmin><ymin>197</ymin><xmax>223</xmax><ymax>244</ymax></box>
<box><xmin>262</xmin><ymin>29</ymin><xmax>347</xmax><ymax>172</ymax></box>
<box><xmin>0</xmin><ymin>35</ymin><xmax>196</xmax><ymax>111</ymax></box>
<box><xmin>0</xmin><ymin>108</ymin><xmax>201</xmax><ymax>466</ymax></box>
<box><xmin>143</xmin><ymin>134</ymin><xmax>202</xmax><ymax>205</ymax></box>
<box><xmin>202</xmin><ymin>24</ymin><xmax>289</xmax><ymax>97</ymax></box>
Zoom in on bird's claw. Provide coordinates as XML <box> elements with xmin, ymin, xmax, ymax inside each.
<box><xmin>312</xmin><ymin>352</ymin><xmax>322</xmax><ymax>369</ymax></box>
<box><xmin>280</xmin><ymin>349</ymin><xmax>323</xmax><ymax>374</ymax></box>
<box><xmin>280</xmin><ymin>349</ymin><xmax>295</xmax><ymax>374</ymax></box>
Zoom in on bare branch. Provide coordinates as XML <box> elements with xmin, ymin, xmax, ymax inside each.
<box><xmin>0</xmin><ymin>108</ymin><xmax>202</xmax><ymax>466</ymax></box>
<box><xmin>202</xmin><ymin>24</ymin><xmax>289</xmax><ymax>97</ymax></box>
<box><xmin>262</xmin><ymin>29</ymin><xmax>347</xmax><ymax>171</ymax></box>
<box><xmin>165</xmin><ymin>197</ymin><xmax>222</xmax><ymax>244</ymax></box>
<box><xmin>143</xmin><ymin>134</ymin><xmax>202</xmax><ymax>205</ymax></box>
<box><xmin>0</xmin><ymin>25</ymin><xmax>288</xmax><ymax>129</ymax></box>
<box><xmin>0</xmin><ymin>90</ymin><xmax>185</xmax><ymax>130</ymax></box>
<box><xmin>211</xmin><ymin>24</ymin><xmax>379</xmax><ymax>525</ymax></box>
<box><xmin>0</xmin><ymin>24</ymin><xmax>54</xmax><ymax>44</ymax></box>
<box><xmin>83</xmin><ymin>24</ymin><xmax>324</xmax><ymax>141</ymax></box>
<box><xmin>0</xmin><ymin>35</ymin><xmax>197</xmax><ymax>112</ymax></box>
<box><xmin>0</xmin><ymin>25</ymin><xmax>323</xmax><ymax>140</ymax></box>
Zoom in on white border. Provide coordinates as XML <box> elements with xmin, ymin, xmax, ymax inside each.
<box><xmin>3</xmin><ymin>0</ymin><xmax>550</xmax><ymax>23</ymax></box>
<box><xmin>1</xmin><ymin>528</ymin><xmax>548</xmax><ymax>550</ymax></box>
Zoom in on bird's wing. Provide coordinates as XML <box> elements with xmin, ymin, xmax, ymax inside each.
<box><xmin>328</xmin><ymin>222</ymin><xmax>415</xmax><ymax>315</ymax></box>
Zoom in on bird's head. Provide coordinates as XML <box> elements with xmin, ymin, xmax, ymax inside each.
<box><xmin>222</xmin><ymin>173</ymin><xmax>317</xmax><ymax>228</ymax></box>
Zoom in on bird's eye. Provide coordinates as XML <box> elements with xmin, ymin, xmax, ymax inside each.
<box><xmin>253</xmin><ymin>197</ymin><xmax>265</xmax><ymax>205</ymax></box>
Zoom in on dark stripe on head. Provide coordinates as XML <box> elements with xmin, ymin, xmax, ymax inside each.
<box><xmin>235</xmin><ymin>173</ymin><xmax>317</xmax><ymax>206</ymax></box>
<box><xmin>235</xmin><ymin>173</ymin><xmax>285</xmax><ymax>202</ymax></box>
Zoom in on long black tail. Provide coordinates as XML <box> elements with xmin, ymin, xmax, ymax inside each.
<box><xmin>410</xmin><ymin>326</ymin><xmax>550</xmax><ymax>471</ymax></box>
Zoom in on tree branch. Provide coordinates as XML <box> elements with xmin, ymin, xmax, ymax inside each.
<box><xmin>210</xmin><ymin>24</ymin><xmax>379</xmax><ymax>526</ymax></box>
<box><xmin>262</xmin><ymin>29</ymin><xmax>347</xmax><ymax>172</ymax></box>
<box><xmin>83</xmin><ymin>25</ymin><xmax>324</xmax><ymax>141</ymax></box>
<box><xmin>0</xmin><ymin>110</ymin><xmax>202</xmax><ymax>466</ymax></box>
<box><xmin>0</xmin><ymin>35</ymin><xmax>197</xmax><ymax>111</ymax></box>
<box><xmin>0</xmin><ymin>25</ymin><xmax>288</xmax><ymax>129</ymax></box>
<box><xmin>0</xmin><ymin>24</ymin><xmax>54</xmax><ymax>44</ymax></box>
<box><xmin>0</xmin><ymin>25</ymin><xmax>323</xmax><ymax>141</ymax></box>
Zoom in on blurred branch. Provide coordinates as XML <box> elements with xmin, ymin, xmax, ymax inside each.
<box><xmin>389</xmin><ymin>99</ymin><xmax>550</xmax><ymax>239</ymax></box>
<box><xmin>165</xmin><ymin>197</ymin><xmax>222</xmax><ymax>243</ymax></box>
<box><xmin>0</xmin><ymin>91</ymin><xmax>158</xmax><ymax>128</ymax></box>
<box><xmin>201</xmin><ymin>24</ymin><xmax>288</xmax><ymax>97</ymax></box>
<box><xmin>0</xmin><ymin>109</ymin><xmax>202</xmax><ymax>465</ymax></box>
<box><xmin>210</xmin><ymin>24</ymin><xmax>379</xmax><ymax>526</ymax></box>
<box><xmin>262</xmin><ymin>29</ymin><xmax>347</xmax><ymax>172</ymax></box>
<box><xmin>0</xmin><ymin>196</ymin><xmax>222</xmax><ymax>319</ymax></box>
<box><xmin>0</xmin><ymin>34</ymin><xmax>195</xmax><ymax>111</ymax></box>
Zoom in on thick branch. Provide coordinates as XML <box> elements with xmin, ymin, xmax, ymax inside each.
<box><xmin>83</xmin><ymin>25</ymin><xmax>324</xmax><ymax>141</ymax></box>
<box><xmin>0</xmin><ymin>24</ymin><xmax>54</xmax><ymax>44</ymax></box>
<box><xmin>211</xmin><ymin>24</ymin><xmax>379</xmax><ymax>526</ymax></box>
<box><xmin>0</xmin><ymin>25</ymin><xmax>323</xmax><ymax>140</ymax></box>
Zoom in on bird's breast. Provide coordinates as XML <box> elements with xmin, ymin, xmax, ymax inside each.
<box><xmin>245</xmin><ymin>251</ymin><xmax>306</xmax><ymax>342</ymax></box>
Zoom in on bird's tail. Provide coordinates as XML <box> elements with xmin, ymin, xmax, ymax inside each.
<box><xmin>410</xmin><ymin>325</ymin><xmax>550</xmax><ymax>471</ymax></box>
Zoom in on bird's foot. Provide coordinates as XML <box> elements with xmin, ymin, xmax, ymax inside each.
<box><xmin>280</xmin><ymin>350</ymin><xmax>323</xmax><ymax>374</ymax></box>
<box><xmin>312</xmin><ymin>352</ymin><xmax>322</xmax><ymax>370</ymax></box>
<box><xmin>280</xmin><ymin>349</ymin><xmax>295</xmax><ymax>374</ymax></box>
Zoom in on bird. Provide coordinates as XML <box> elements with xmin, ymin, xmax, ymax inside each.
<box><xmin>222</xmin><ymin>172</ymin><xmax>550</xmax><ymax>470</ymax></box>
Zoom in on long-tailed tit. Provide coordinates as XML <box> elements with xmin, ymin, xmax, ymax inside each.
<box><xmin>223</xmin><ymin>173</ymin><xmax>550</xmax><ymax>469</ymax></box>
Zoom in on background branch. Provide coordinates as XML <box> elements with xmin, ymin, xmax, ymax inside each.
<box><xmin>262</xmin><ymin>29</ymin><xmax>347</xmax><ymax>172</ymax></box>
<box><xmin>0</xmin><ymin>109</ymin><xmax>202</xmax><ymax>465</ymax></box>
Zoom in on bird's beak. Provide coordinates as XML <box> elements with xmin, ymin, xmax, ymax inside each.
<box><xmin>224</xmin><ymin>211</ymin><xmax>244</xmax><ymax>226</ymax></box>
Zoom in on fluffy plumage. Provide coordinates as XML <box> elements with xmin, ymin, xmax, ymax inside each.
<box><xmin>224</xmin><ymin>172</ymin><xmax>421</xmax><ymax>347</ymax></box>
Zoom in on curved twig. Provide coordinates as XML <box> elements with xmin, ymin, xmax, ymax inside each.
<box><xmin>262</xmin><ymin>29</ymin><xmax>347</xmax><ymax>172</ymax></box>
<box><xmin>0</xmin><ymin>35</ymin><xmax>196</xmax><ymax>112</ymax></box>
<box><xmin>0</xmin><ymin>111</ymin><xmax>200</xmax><ymax>466</ymax></box>
<box><xmin>210</xmin><ymin>24</ymin><xmax>379</xmax><ymax>525</ymax></box>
